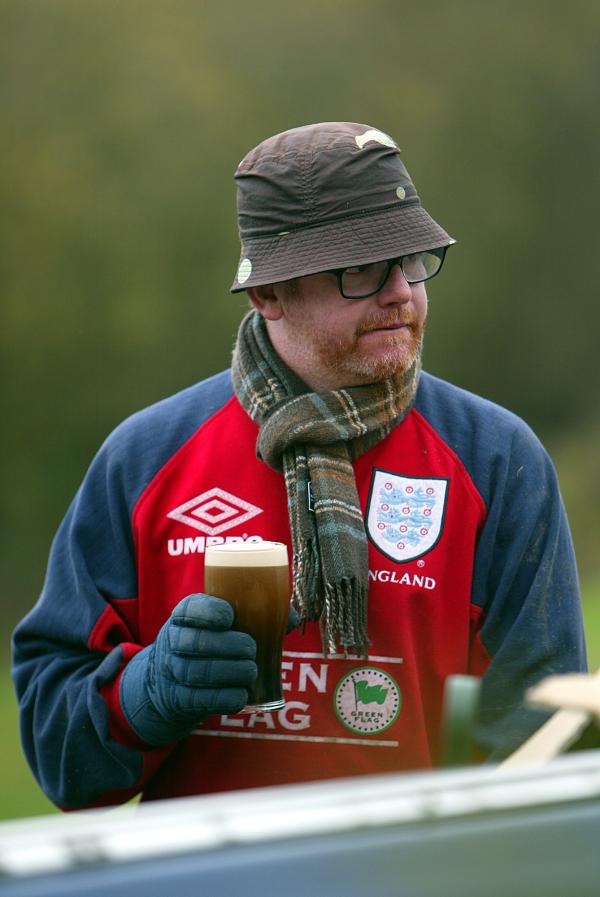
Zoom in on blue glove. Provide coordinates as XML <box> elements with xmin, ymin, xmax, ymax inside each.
<box><xmin>120</xmin><ymin>594</ymin><xmax>258</xmax><ymax>746</ymax></box>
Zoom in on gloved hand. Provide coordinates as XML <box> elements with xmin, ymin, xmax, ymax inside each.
<box><xmin>120</xmin><ymin>594</ymin><xmax>258</xmax><ymax>746</ymax></box>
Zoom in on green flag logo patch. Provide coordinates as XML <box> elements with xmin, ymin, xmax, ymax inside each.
<box><xmin>334</xmin><ymin>668</ymin><xmax>402</xmax><ymax>735</ymax></box>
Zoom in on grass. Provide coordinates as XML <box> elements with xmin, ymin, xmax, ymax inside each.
<box><xmin>2</xmin><ymin>577</ymin><xmax>600</xmax><ymax>823</ymax></box>
<box><xmin>583</xmin><ymin>580</ymin><xmax>600</xmax><ymax>669</ymax></box>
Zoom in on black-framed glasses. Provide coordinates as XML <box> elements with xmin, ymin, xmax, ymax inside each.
<box><xmin>328</xmin><ymin>245</ymin><xmax>451</xmax><ymax>300</ymax></box>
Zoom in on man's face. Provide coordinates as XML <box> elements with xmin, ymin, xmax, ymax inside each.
<box><xmin>264</xmin><ymin>263</ymin><xmax>428</xmax><ymax>391</ymax></box>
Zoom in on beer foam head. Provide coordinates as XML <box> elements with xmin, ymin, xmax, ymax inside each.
<box><xmin>204</xmin><ymin>541</ymin><xmax>288</xmax><ymax>567</ymax></box>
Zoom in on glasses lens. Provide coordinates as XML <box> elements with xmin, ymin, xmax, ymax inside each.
<box><xmin>401</xmin><ymin>247</ymin><xmax>446</xmax><ymax>283</ymax></box>
<box><xmin>341</xmin><ymin>260</ymin><xmax>389</xmax><ymax>299</ymax></box>
<box><xmin>338</xmin><ymin>246</ymin><xmax>448</xmax><ymax>297</ymax></box>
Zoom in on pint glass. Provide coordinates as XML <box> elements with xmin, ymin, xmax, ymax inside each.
<box><xmin>203</xmin><ymin>541</ymin><xmax>290</xmax><ymax>712</ymax></box>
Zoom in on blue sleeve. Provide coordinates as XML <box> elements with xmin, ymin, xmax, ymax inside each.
<box><xmin>11</xmin><ymin>372</ymin><xmax>233</xmax><ymax>809</ymax></box>
<box><xmin>416</xmin><ymin>373</ymin><xmax>587</xmax><ymax>759</ymax></box>
<box><xmin>472</xmin><ymin>419</ymin><xmax>587</xmax><ymax>758</ymax></box>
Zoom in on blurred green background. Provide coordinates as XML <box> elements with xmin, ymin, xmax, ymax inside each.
<box><xmin>2</xmin><ymin>0</ymin><xmax>599</xmax><ymax>820</ymax></box>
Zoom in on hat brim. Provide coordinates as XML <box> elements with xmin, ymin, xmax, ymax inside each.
<box><xmin>230</xmin><ymin>203</ymin><xmax>453</xmax><ymax>292</ymax></box>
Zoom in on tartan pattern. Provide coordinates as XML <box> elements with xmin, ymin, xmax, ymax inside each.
<box><xmin>232</xmin><ymin>311</ymin><xmax>420</xmax><ymax>655</ymax></box>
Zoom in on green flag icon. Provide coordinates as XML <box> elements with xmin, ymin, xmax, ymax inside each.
<box><xmin>354</xmin><ymin>679</ymin><xmax>388</xmax><ymax>706</ymax></box>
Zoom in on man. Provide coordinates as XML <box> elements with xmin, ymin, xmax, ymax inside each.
<box><xmin>13</xmin><ymin>122</ymin><xmax>586</xmax><ymax>809</ymax></box>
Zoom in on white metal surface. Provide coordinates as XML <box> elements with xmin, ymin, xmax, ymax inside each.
<box><xmin>1</xmin><ymin>750</ymin><xmax>600</xmax><ymax>879</ymax></box>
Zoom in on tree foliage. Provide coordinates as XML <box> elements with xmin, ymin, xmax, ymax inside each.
<box><xmin>1</xmin><ymin>0</ymin><xmax>599</xmax><ymax>620</ymax></box>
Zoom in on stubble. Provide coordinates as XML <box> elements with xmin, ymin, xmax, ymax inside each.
<box><xmin>314</xmin><ymin>311</ymin><xmax>424</xmax><ymax>385</ymax></box>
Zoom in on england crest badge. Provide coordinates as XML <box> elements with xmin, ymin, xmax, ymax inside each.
<box><xmin>366</xmin><ymin>469</ymin><xmax>449</xmax><ymax>563</ymax></box>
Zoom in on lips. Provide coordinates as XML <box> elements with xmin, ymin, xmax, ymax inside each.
<box><xmin>358</xmin><ymin>317</ymin><xmax>414</xmax><ymax>336</ymax></box>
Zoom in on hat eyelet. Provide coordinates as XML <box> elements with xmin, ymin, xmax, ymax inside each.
<box><xmin>237</xmin><ymin>258</ymin><xmax>253</xmax><ymax>284</ymax></box>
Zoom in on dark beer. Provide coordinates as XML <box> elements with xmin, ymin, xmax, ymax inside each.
<box><xmin>203</xmin><ymin>542</ymin><xmax>290</xmax><ymax>711</ymax></box>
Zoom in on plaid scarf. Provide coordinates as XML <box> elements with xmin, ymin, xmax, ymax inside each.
<box><xmin>232</xmin><ymin>310</ymin><xmax>421</xmax><ymax>656</ymax></box>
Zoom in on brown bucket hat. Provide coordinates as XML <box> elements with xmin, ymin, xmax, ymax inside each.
<box><xmin>230</xmin><ymin>121</ymin><xmax>454</xmax><ymax>292</ymax></box>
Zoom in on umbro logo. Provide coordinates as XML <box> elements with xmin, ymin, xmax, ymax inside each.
<box><xmin>167</xmin><ymin>488</ymin><xmax>263</xmax><ymax>536</ymax></box>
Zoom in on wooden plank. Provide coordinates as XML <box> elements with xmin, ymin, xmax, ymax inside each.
<box><xmin>500</xmin><ymin>670</ymin><xmax>600</xmax><ymax>768</ymax></box>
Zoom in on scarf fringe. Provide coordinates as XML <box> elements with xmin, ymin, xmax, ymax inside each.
<box><xmin>322</xmin><ymin>580</ymin><xmax>369</xmax><ymax>658</ymax></box>
<box><xmin>293</xmin><ymin>549</ymin><xmax>369</xmax><ymax>657</ymax></box>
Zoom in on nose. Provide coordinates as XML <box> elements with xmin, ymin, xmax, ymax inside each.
<box><xmin>375</xmin><ymin>262</ymin><xmax>413</xmax><ymax>306</ymax></box>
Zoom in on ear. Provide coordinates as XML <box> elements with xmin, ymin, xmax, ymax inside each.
<box><xmin>246</xmin><ymin>284</ymin><xmax>284</xmax><ymax>321</ymax></box>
